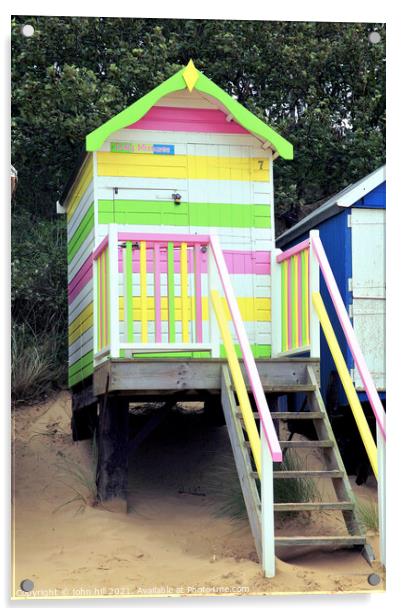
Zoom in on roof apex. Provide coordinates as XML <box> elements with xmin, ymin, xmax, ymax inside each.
<box><xmin>85</xmin><ymin>63</ymin><xmax>293</xmax><ymax>160</ymax></box>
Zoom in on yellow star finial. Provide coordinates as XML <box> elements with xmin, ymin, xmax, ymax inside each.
<box><xmin>182</xmin><ymin>59</ymin><xmax>199</xmax><ymax>92</ymax></box>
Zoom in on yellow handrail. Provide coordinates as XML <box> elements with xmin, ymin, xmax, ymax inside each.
<box><xmin>210</xmin><ymin>290</ymin><xmax>262</xmax><ymax>477</ymax></box>
<box><xmin>312</xmin><ymin>292</ymin><xmax>378</xmax><ymax>478</ymax></box>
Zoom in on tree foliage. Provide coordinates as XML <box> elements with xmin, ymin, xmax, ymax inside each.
<box><xmin>12</xmin><ymin>17</ymin><xmax>385</xmax><ymax>224</ymax></box>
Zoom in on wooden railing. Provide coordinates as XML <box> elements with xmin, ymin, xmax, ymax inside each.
<box><xmin>93</xmin><ymin>235</ymin><xmax>111</xmax><ymax>360</ymax></box>
<box><xmin>273</xmin><ymin>229</ymin><xmax>386</xmax><ymax>565</ymax></box>
<box><xmin>272</xmin><ymin>230</ymin><xmax>320</xmax><ymax>357</ymax></box>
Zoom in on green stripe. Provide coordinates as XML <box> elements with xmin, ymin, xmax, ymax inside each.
<box><xmin>98</xmin><ymin>200</ymin><xmax>271</xmax><ymax>229</ymax></box>
<box><xmin>67</xmin><ymin>203</ymin><xmax>94</xmax><ymax>263</ymax></box>
<box><xmin>167</xmin><ymin>242</ymin><xmax>176</xmax><ymax>343</ymax></box>
<box><xmin>125</xmin><ymin>241</ymin><xmax>133</xmax><ymax>342</ymax></box>
<box><xmin>68</xmin><ymin>350</ymin><xmax>94</xmax><ymax>387</ymax></box>
<box><xmin>281</xmin><ymin>263</ymin><xmax>286</xmax><ymax>352</ymax></box>
<box><xmin>128</xmin><ymin>344</ymin><xmax>271</xmax><ymax>360</ymax></box>
<box><xmin>220</xmin><ymin>343</ymin><xmax>271</xmax><ymax>359</ymax></box>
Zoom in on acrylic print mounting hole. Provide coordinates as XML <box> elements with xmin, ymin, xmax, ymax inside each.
<box><xmin>21</xmin><ymin>24</ymin><xmax>35</xmax><ymax>37</ymax></box>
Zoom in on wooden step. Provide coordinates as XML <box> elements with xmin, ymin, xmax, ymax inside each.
<box><xmin>270</xmin><ymin>412</ymin><xmax>324</xmax><ymax>420</ymax></box>
<box><xmin>251</xmin><ymin>469</ymin><xmax>344</xmax><ymax>480</ymax></box>
<box><xmin>275</xmin><ymin>536</ymin><xmax>366</xmax><ymax>547</ymax></box>
<box><xmin>236</xmin><ymin>411</ymin><xmax>324</xmax><ymax>421</ymax></box>
<box><xmin>262</xmin><ymin>384</ymin><xmax>317</xmax><ymax>393</ymax></box>
<box><xmin>274</xmin><ymin>501</ymin><xmax>354</xmax><ymax>512</ymax></box>
<box><xmin>279</xmin><ymin>439</ymin><xmax>333</xmax><ymax>448</ymax></box>
<box><xmin>273</xmin><ymin>470</ymin><xmax>344</xmax><ymax>479</ymax></box>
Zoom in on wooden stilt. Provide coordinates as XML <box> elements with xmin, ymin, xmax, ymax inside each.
<box><xmin>96</xmin><ymin>395</ymin><xmax>129</xmax><ymax>513</ymax></box>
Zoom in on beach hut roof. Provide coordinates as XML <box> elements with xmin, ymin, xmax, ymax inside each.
<box><xmin>85</xmin><ymin>60</ymin><xmax>293</xmax><ymax>160</ymax></box>
<box><xmin>276</xmin><ymin>165</ymin><xmax>386</xmax><ymax>247</ymax></box>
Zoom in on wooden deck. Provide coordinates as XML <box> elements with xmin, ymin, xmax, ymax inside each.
<box><xmin>93</xmin><ymin>357</ymin><xmax>320</xmax><ymax>398</ymax></box>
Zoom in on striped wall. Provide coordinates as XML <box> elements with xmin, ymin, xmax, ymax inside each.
<box><xmin>67</xmin><ymin>90</ymin><xmax>276</xmax><ymax>386</ymax></box>
<box><xmin>95</xmin><ymin>109</ymin><xmax>274</xmax><ymax>358</ymax></box>
<box><xmin>66</xmin><ymin>154</ymin><xmax>95</xmax><ymax>386</ymax></box>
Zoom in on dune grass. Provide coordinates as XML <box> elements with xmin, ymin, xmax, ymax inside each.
<box><xmin>53</xmin><ymin>436</ymin><xmax>98</xmax><ymax>515</ymax></box>
<box><xmin>356</xmin><ymin>498</ymin><xmax>379</xmax><ymax>533</ymax></box>
<box><xmin>206</xmin><ymin>449</ymin><xmax>321</xmax><ymax>521</ymax></box>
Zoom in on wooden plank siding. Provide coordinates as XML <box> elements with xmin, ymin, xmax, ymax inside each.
<box><xmin>65</xmin><ymin>154</ymin><xmax>95</xmax><ymax>387</ymax></box>
<box><xmin>95</xmin><ymin>125</ymin><xmax>273</xmax><ymax>361</ymax></box>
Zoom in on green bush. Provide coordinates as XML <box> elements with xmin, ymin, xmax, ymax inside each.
<box><xmin>11</xmin><ymin>209</ymin><xmax>68</xmax><ymax>401</ymax></box>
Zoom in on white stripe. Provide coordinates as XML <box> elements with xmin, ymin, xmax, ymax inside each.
<box><xmin>117</xmin><ymin>319</ymin><xmax>270</xmax><ymax>348</ymax></box>
<box><xmin>96</xmin><ymin>176</ymin><xmax>272</xmax><ymax>205</ymax></box>
<box><xmin>96</xmin><ymin>224</ymin><xmax>273</xmax><ymax>249</ymax></box>
<box><xmin>117</xmin><ymin>272</ymin><xmax>268</xmax><ymax>299</ymax></box>
<box><xmin>102</xmin><ymin>129</ymin><xmax>268</xmax><ymax>151</ymax></box>
<box><xmin>69</xmin><ymin>327</ymin><xmax>93</xmax><ymax>357</ymax></box>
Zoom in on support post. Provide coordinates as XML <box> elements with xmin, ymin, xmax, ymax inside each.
<box><xmin>261</xmin><ymin>428</ymin><xmax>275</xmax><ymax>577</ymax></box>
<box><xmin>377</xmin><ymin>424</ymin><xmax>386</xmax><ymax>566</ymax></box>
<box><xmin>271</xmin><ymin>248</ymin><xmax>283</xmax><ymax>357</ymax></box>
<box><xmin>96</xmin><ymin>395</ymin><xmax>129</xmax><ymax>512</ymax></box>
<box><xmin>208</xmin><ymin>241</ymin><xmax>221</xmax><ymax>357</ymax></box>
<box><xmin>309</xmin><ymin>230</ymin><xmax>320</xmax><ymax>358</ymax></box>
<box><xmin>108</xmin><ymin>224</ymin><xmax>120</xmax><ymax>358</ymax></box>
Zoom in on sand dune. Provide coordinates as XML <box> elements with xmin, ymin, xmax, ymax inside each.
<box><xmin>12</xmin><ymin>392</ymin><xmax>385</xmax><ymax>599</ymax></box>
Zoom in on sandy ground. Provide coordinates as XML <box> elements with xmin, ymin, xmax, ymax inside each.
<box><xmin>12</xmin><ymin>392</ymin><xmax>385</xmax><ymax>599</ymax></box>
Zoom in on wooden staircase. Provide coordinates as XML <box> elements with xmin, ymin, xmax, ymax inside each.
<box><xmin>221</xmin><ymin>364</ymin><xmax>374</xmax><ymax>564</ymax></box>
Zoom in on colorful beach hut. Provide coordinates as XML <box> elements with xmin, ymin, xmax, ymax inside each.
<box><xmin>58</xmin><ymin>61</ymin><xmax>386</xmax><ymax>576</ymax></box>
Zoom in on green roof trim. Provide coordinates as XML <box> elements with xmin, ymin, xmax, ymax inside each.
<box><xmin>86</xmin><ymin>63</ymin><xmax>293</xmax><ymax>160</ymax></box>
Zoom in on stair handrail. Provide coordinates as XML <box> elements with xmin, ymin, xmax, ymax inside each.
<box><xmin>210</xmin><ymin>290</ymin><xmax>262</xmax><ymax>476</ymax></box>
<box><xmin>310</xmin><ymin>234</ymin><xmax>386</xmax><ymax>441</ymax></box>
<box><xmin>209</xmin><ymin>235</ymin><xmax>282</xmax><ymax>463</ymax></box>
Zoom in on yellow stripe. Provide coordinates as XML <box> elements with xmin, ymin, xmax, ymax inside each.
<box><xmin>118</xmin><ymin>297</ymin><xmax>271</xmax><ymax>322</ymax></box>
<box><xmin>180</xmin><ymin>243</ymin><xmax>189</xmax><ymax>342</ymax></box>
<box><xmin>97</xmin><ymin>152</ymin><xmax>270</xmax><ymax>182</ymax></box>
<box><xmin>210</xmin><ymin>291</ymin><xmax>261</xmax><ymax>477</ymax></box>
<box><xmin>140</xmin><ymin>241</ymin><xmax>148</xmax><ymax>343</ymax></box>
<box><xmin>66</xmin><ymin>154</ymin><xmax>93</xmax><ymax>221</ymax></box>
<box><xmin>69</xmin><ymin>303</ymin><xmax>93</xmax><ymax>344</ymax></box>
<box><xmin>312</xmin><ymin>292</ymin><xmax>378</xmax><ymax>478</ymax></box>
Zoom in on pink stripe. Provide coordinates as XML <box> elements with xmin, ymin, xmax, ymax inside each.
<box><xmin>312</xmin><ymin>236</ymin><xmax>386</xmax><ymax>439</ymax></box>
<box><xmin>154</xmin><ymin>244</ymin><xmax>162</xmax><ymax>343</ymax></box>
<box><xmin>194</xmin><ymin>246</ymin><xmax>203</xmax><ymax>343</ymax></box>
<box><xmin>297</xmin><ymin>252</ymin><xmax>303</xmax><ymax>347</ymax></box>
<box><xmin>126</xmin><ymin>106</ymin><xmax>249</xmax><ymax>134</ymax></box>
<box><xmin>99</xmin><ymin>257</ymin><xmax>102</xmax><ymax>350</ymax></box>
<box><xmin>68</xmin><ymin>254</ymin><xmax>92</xmax><ymax>302</ymax></box>
<box><xmin>287</xmin><ymin>259</ymin><xmax>292</xmax><ymax>349</ymax></box>
<box><xmin>118</xmin><ymin>232</ymin><xmax>209</xmax><ymax>245</ymax></box>
<box><xmin>277</xmin><ymin>238</ymin><xmax>310</xmax><ymax>263</ymax></box>
<box><xmin>93</xmin><ymin>236</ymin><xmax>109</xmax><ymax>261</ymax></box>
<box><xmin>117</xmin><ymin>248</ymin><xmax>271</xmax><ymax>276</ymax></box>
<box><xmin>210</xmin><ymin>235</ymin><xmax>282</xmax><ymax>462</ymax></box>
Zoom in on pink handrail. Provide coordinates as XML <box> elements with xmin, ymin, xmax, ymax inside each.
<box><xmin>276</xmin><ymin>238</ymin><xmax>310</xmax><ymax>263</ymax></box>
<box><xmin>118</xmin><ymin>232</ymin><xmax>209</xmax><ymax>246</ymax></box>
<box><xmin>210</xmin><ymin>235</ymin><xmax>283</xmax><ymax>462</ymax></box>
<box><xmin>92</xmin><ymin>235</ymin><xmax>109</xmax><ymax>261</ymax></box>
<box><xmin>311</xmin><ymin>235</ymin><xmax>386</xmax><ymax>440</ymax></box>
